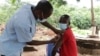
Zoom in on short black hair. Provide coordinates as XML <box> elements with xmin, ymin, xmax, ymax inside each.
<box><xmin>60</xmin><ymin>15</ymin><xmax>70</xmax><ymax>20</ymax></box>
<box><xmin>35</xmin><ymin>0</ymin><xmax>53</xmax><ymax>14</ymax></box>
<box><xmin>59</xmin><ymin>14</ymin><xmax>70</xmax><ymax>25</ymax></box>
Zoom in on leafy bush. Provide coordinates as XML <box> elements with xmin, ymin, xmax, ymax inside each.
<box><xmin>0</xmin><ymin>5</ymin><xmax>18</xmax><ymax>24</ymax></box>
<box><xmin>95</xmin><ymin>7</ymin><xmax>100</xmax><ymax>28</ymax></box>
<box><xmin>0</xmin><ymin>0</ymin><xmax>22</xmax><ymax>24</ymax></box>
<box><xmin>0</xmin><ymin>0</ymin><xmax>100</xmax><ymax>30</ymax></box>
<box><xmin>71</xmin><ymin>8</ymin><xmax>92</xmax><ymax>29</ymax></box>
<box><xmin>48</xmin><ymin>0</ymin><xmax>100</xmax><ymax>29</ymax></box>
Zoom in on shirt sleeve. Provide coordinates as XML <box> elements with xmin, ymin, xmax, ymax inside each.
<box><xmin>14</xmin><ymin>23</ymin><xmax>33</xmax><ymax>42</ymax></box>
<box><xmin>13</xmin><ymin>9</ymin><xmax>34</xmax><ymax>42</ymax></box>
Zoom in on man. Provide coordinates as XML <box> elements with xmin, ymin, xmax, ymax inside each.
<box><xmin>0</xmin><ymin>0</ymin><xmax>60</xmax><ymax>56</ymax></box>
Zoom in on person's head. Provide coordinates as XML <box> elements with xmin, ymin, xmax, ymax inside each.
<box><xmin>59</xmin><ymin>14</ymin><xmax>70</xmax><ymax>30</ymax></box>
<box><xmin>33</xmin><ymin>0</ymin><xmax>53</xmax><ymax>22</ymax></box>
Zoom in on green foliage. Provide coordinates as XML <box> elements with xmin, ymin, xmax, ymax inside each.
<box><xmin>71</xmin><ymin>8</ymin><xmax>91</xmax><ymax>29</ymax></box>
<box><xmin>0</xmin><ymin>0</ymin><xmax>22</xmax><ymax>24</ymax></box>
<box><xmin>8</xmin><ymin>0</ymin><xmax>16</xmax><ymax>5</ymax></box>
<box><xmin>48</xmin><ymin>3</ymin><xmax>100</xmax><ymax>29</ymax></box>
<box><xmin>72</xmin><ymin>14</ymin><xmax>91</xmax><ymax>29</ymax></box>
<box><xmin>7</xmin><ymin>0</ymin><xmax>21</xmax><ymax>5</ymax></box>
<box><xmin>48</xmin><ymin>0</ymin><xmax>67</xmax><ymax>7</ymax></box>
<box><xmin>95</xmin><ymin>6</ymin><xmax>100</xmax><ymax>28</ymax></box>
<box><xmin>0</xmin><ymin>0</ymin><xmax>100</xmax><ymax>30</ymax></box>
<box><xmin>0</xmin><ymin>6</ymin><xmax>16</xmax><ymax>24</ymax></box>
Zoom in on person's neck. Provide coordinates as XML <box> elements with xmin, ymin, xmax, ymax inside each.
<box><xmin>31</xmin><ymin>7</ymin><xmax>38</xmax><ymax>20</ymax></box>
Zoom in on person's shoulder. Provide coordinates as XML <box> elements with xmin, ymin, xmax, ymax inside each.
<box><xmin>17</xmin><ymin>3</ymin><xmax>34</xmax><ymax>12</ymax></box>
<box><xmin>14</xmin><ymin>4</ymin><xmax>33</xmax><ymax>18</ymax></box>
<box><xmin>65</xmin><ymin>27</ymin><xmax>72</xmax><ymax>31</ymax></box>
<box><xmin>22</xmin><ymin>3</ymin><xmax>35</xmax><ymax>9</ymax></box>
<box><xmin>63</xmin><ymin>27</ymin><xmax>72</xmax><ymax>34</ymax></box>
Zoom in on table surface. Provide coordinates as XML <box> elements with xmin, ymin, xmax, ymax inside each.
<box><xmin>75</xmin><ymin>35</ymin><xmax>100</xmax><ymax>44</ymax></box>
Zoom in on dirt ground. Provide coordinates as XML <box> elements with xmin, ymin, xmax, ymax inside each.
<box><xmin>22</xmin><ymin>45</ymin><xmax>47</xmax><ymax>56</ymax></box>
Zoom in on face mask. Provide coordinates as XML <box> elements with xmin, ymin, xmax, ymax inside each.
<box><xmin>59</xmin><ymin>23</ymin><xmax>67</xmax><ymax>30</ymax></box>
<box><xmin>37</xmin><ymin>12</ymin><xmax>47</xmax><ymax>23</ymax></box>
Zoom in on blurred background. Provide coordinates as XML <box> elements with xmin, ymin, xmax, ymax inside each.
<box><xmin>1</xmin><ymin>0</ymin><xmax>100</xmax><ymax>56</ymax></box>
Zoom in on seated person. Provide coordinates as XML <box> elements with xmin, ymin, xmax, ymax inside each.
<box><xmin>52</xmin><ymin>14</ymin><xmax>78</xmax><ymax>56</ymax></box>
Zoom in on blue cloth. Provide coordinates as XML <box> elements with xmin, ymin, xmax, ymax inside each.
<box><xmin>0</xmin><ymin>4</ymin><xmax>36</xmax><ymax>56</ymax></box>
<box><xmin>47</xmin><ymin>43</ymin><xmax>55</xmax><ymax>56</ymax></box>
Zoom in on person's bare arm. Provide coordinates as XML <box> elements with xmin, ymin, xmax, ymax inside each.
<box><xmin>41</xmin><ymin>21</ymin><xmax>61</xmax><ymax>34</ymax></box>
<box><xmin>52</xmin><ymin>36</ymin><xmax>63</xmax><ymax>56</ymax></box>
<box><xmin>26</xmin><ymin>37</ymin><xmax>57</xmax><ymax>45</ymax></box>
<box><xmin>26</xmin><ymin>40</ymin><xmax>51</xmax><ymax>45</ymax></box>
